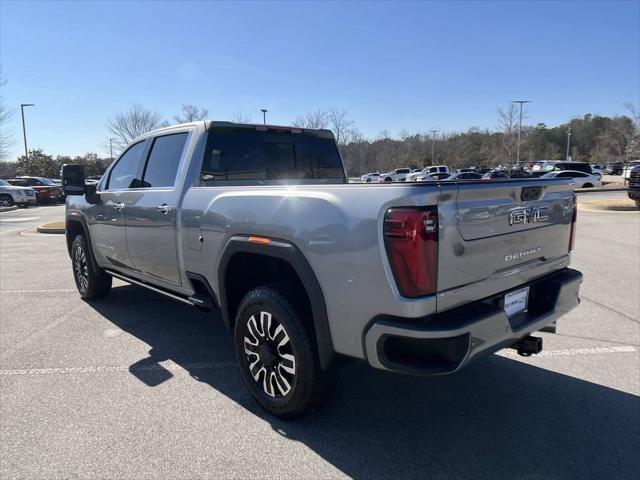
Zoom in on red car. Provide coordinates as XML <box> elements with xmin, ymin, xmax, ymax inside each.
<box><xmin>6</xmin><ymin>177</ymin><xmax>63</xmax><ymax>204</ymax></box>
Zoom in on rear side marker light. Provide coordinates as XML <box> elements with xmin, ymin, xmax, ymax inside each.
<box><xmin>248</xmin><ymin>236</ymin><xmax>271</xmax><ymax>245</ymax></box>
<box><xmin>384</xmin><ymin>207</ymin><xmax>438</xmax><ymax>297</ymax></box>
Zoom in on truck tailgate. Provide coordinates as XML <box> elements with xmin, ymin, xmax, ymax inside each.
<box><xmin>437</xmin><ymin>180</ymin><xmax>575</xmax><ymax>312</ymax></box>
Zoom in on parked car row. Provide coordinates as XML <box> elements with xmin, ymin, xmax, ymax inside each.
<box><xmin>0</xmin><ymin>179</ymin><xmax>38</xmax><ymax>207</ymax></box>
<box><xmin>359</xmin><ymin>160</ymin><xmax>605</xmax><ymax>190</ymax></box>
<box><xmin>0</xmin><ymin>176</ymin><xmax>65</xmax><ymax>206</ymax></box>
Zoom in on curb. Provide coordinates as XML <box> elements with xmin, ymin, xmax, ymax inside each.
<box><xmin>37</xmin><ymin>222</ymin><xmax>66</xmax><ymax>234</ymax></box>
<box><xmin>0</xmin><ymin>206</ymin><xmax>19</xmax><ymax>213</ymax></box>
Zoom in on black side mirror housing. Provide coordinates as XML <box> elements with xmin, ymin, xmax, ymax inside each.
<box><xmin>84</xmin><ymin>182</ymin><xmax>101</xmax><ymax>204</ymax></box>
<box><xmin>61</xmin><ymin>164</ymin><xmax>86</xmax><ymax>195</ymax></box>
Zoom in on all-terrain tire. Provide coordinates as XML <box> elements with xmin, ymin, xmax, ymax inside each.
<box><xmin>71</xmin><ymin>234</ymin><xmax>112</xmax><ymax>299</ymax></box>
<box><xmin>234</xmin><ymin>286</ymin><xmax>336</xmax><ymax>418</ymax></box>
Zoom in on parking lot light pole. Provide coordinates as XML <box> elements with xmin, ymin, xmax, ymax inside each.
<box><xmin>430</xmin><ymin>129</ymin><xmax>439</xmax><ymax>166</ymax></box>
<box><xmin>565</xmin><ymin>125</ymin><xmax>572</xmax><ymax>160</ymax></box>
<box><xmin>20</xmin><ymin>103</ymin><xmax>35</xmax><ymax>171</ymax></box>
<box><xmin>261</xmin><ymin>109</ymin><xmax>267</xmax><ymax>125</ymax></box>
<box><xmin>109</xmin><ymin>138</ymin><xmax>117</xmax><ymax>160</ymax></box>
<box><xmin>512</xmin><ymin>100</ymin><xmax>531</xmax><ymax>170</ymax></box>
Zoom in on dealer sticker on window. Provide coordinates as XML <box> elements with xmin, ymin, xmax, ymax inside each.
<box><xmin>504</xmin><ymin>286</ymin><xmax>529</xmax><ymax>318</ymax></box>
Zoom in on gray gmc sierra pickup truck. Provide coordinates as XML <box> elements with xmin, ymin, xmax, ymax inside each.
<box><xmin>62</xmin><ymin>121</ymin><xmax>583</xmax><ymax>417</ymax></box>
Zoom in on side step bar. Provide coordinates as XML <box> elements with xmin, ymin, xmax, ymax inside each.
<box><xmin>104</xmin><ymin>269</ymin><xmax>194</xmax><ymax>306</ymax></box>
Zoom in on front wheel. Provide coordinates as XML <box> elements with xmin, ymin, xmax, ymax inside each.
<box><xmin>0</xmin><ymin>194</ymin><xmax>14</xmax><ymax>207</ymax></box>
<box><xmin>234</xmin><ymin>286</ymin><xmax>336</xmax><ymax>418</ymax></box>
<box><xmin>71</xmin><ymin>235</ymin><xmax>112</xmax><ymax>299</ymax></box>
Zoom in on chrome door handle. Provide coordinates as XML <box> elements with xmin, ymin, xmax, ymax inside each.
<box><xmin>112</xmin><ymin>202</ymin><xmax>125</xmax><ymax>211</ymax></box>
<box><xmin>156</xmin><ymin>204</ymin><xmax>173</xmax><ymax>214</ymax></box>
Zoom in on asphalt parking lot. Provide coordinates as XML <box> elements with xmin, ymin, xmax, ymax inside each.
<box><xmin>1</xmin><ymin>194</ymin><xmax>638</xmax><ymax>480</ymax></box>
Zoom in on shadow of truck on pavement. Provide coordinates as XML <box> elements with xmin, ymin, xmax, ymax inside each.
<box><xmin>88</xmin><ymin>284</ymin><xmax>640</xmax><ymax>480</ymax></box>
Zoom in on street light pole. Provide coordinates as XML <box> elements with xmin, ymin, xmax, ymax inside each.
<box><xmin>109</xmin><ymin>138</ymin><xmax>116</xmax><ymax>160</ymax></box>
<box><xmin>565</xmin><ymin>125</ymin><xmax>572</xmax><ymax>160</ymax></box>
<box><xmin>429</xmin><ymin>129</ymin><xmax>439</xmax><ymax>166</ymax></box>
<box><xmin>511</xmin><ymin>100</ymin><xmax>531</xmax><ymax>170</ymax></box>
<box><xmin>20</xmin><ymin>103</ymin><xmax>35</xmax><ymax>172</ymax></box>
<box><xmin>261</xmin><ymin>109</ymin><xmax>267</xmax><ymax>125</ymax></box>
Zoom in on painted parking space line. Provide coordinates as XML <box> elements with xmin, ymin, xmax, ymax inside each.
<box><xmin>0</xmin><ymin>217</ymin><xmax>40</xmax><ymax>222</ymax></box>
<box><xmin>0</xmin><ymin>361</ymin><xmax>236</xmax><ymax>376</ymax></box>
<box><xmin>499</xmin><ymin>345</ymin><xmax>637</xmax><ymax>358</ymax></box>
<box><xmin>0</xmin><ymin>289</ymin><xmax>76</xmax><ymax>293</ymax></box>
<box><xmin>2</xmin><ymin>347</ymin><xmax>637</xmax><ymax>377</ymax></box>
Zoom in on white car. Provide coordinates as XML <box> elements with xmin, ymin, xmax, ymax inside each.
<box><xmin>415</xmin><ymin>174</ymin><xmax>437</xmax><ymax>182</ymax></box>
<box><xmin>378</xmin><ymin>168</ymin><xmax>412</xmax><ymax>182</ymax></box>
<box><xmin>541</xmin><ymin>170</ymin><xmax>602</xmax><ymax>188</ymax></box>
<box><xmin>590</xmin><ymin>164</ymin><xmax>605</xmax><ymax>179</ymax></box>
<box><xmin>532</xmin><ymin>160</ymin><xmax>558</xmax><ymax>172</ymax></box>
<box><xmin>406</xmin><ymin>165</ymin><xmax>450</xmax><ymax>181</ymax></box>
<box><xmin>360</xmin><ymin>172</ymin><xmax>380</xmax><ymax>183</ymax></box>
<box><xmin>0</xmin><ymin>179</ymin><xmax>37</xmax><ymax>207</ymax></box>
<box><xmin>623</xmin><ymin>161</ymin><xmax>640</xmax><ymax>180</ymax></box>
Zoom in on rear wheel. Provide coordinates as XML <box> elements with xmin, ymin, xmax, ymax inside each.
<box><xmin>234</xmin><ymin>286</ymin><xmax>336</xmax><ymax>418</ymax></box>
<box><xmin>71</xmin><ymin>235</ymin><xmax>112</xmax><ymax>299</ymax></box>
<box><xmin>0</xmin><ymin>194</ymin><xmax>14</xmax><ymax>207</ymax></box>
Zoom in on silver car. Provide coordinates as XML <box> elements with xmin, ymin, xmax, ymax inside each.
<box><xmin>0</xmin><ymin>179</ymin><xmax>37</xmax><ymax>207</ymax></box>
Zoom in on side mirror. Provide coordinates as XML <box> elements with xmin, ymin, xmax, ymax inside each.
<box><xmin>84</xmin><ymin>182</ymin><xmax>101</xmax><ymax>204</ymax></box>
<box><xmin>61</xmin><ymin>164</ymin><xmax>85</xmax><ymax>195</ymax></box>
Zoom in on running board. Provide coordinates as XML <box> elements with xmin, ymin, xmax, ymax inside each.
<box><xmin>105</xmin><ymin>269</ymin><xmax>194</xmax><ymax>306</ymax></box>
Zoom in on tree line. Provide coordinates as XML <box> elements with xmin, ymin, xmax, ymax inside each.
<box><xmin>339</xmin><ymin>104</ymin><xmax>639</xmax><ymax>175</ymax></box>
<box><xmin>1</xmin><ymin>90</ymin><xmax>638</xmax><ymax>178</ymax></box>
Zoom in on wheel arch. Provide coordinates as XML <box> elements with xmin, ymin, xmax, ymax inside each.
<box><xmin>218</xmin><ymin>235</ymin><xmax>334</xmax><ymax>370</ymax></box>
<box><xmin>65</xmin><ymin>213</ymin><xmax>101</xmax><ymax>272</ymax></box>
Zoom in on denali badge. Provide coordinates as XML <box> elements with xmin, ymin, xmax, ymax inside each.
<box><xmin>509</xmin><ymin>206</ymin><xmax>550</xmax><ymax>226</ymax></box>
<box><xmin>505</xmin><ymin>247</ymin><xmax>542</xmax><ymax>262</ymax></box>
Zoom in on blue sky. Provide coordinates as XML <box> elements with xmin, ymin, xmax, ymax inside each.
<box><xmin>1</xmin><ymin>0</ymin><xmax>638</xmax><ymax>157</ymax></box>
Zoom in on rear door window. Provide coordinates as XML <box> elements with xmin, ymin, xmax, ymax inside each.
<box><xmin>200</xmin><ymin>128</ymin><xmax>345</xmax><ymax>184</ymax></box>
<box><xmin>141</xmin><ymin>133</ymin><xmax>189</xmax><ymax>188</ymax></box>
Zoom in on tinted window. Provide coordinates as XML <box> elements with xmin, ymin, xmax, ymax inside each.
<box><xmin>107</xmin><ymin>141</ymin><xmax>146</xmax><ymax>190</ymax></box>
<box><xmin>200</xmin><ymin>128</ymin><xmax>345</xmax><ymax>184</ymax></box>
<box><xmin>557</xmin><ymin>171</ymin><xmax>585</xmax><ymax>178</ymax></box>
<box><xmin>555</xmin><ymin>163</ymin><xmax>591</xmax><ymax>174</ymax></box>
<box><xmin>142</xmin><ymin>133</ymin><xmax>189</xmax><ymax>188</ymax></box>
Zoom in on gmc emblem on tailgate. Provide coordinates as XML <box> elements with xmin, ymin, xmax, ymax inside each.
<box><xmin>508</xmin><ymin>206</ymin><xmax>550</xmax><ymax>226</ymax></box>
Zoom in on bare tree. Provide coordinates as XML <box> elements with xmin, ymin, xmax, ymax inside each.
<box><xmin>293</xmin><ymin>109</ymin><xmax>329</xmax><ymax>129</ymax></box>
<box><xmin>623</xmin><ymin>102</ymin><xmax>640</xmax><ymax>160</ymax></box>
<box><xmin>327</xmin><ymin>108</ymin><xmax>355</xmax><ymax>145</ymax></box>
<box><xmin>0</xmin><ymin>69</ymin><xmax>13</xmax><ymax>160</ymax></box>
<box><xmin>497</xmin><ymin>104</ymin><xmax>520</xmax><ymax>163</ymax></box>
<box><xmin>174</xmin><ymin>103</ymin><xmax>209</xmax><ymax>123</ymax></box>
<box><xmin>231</xmin><ymin>111</ymin><xmax>252</xmax><ymax>123</ymax></box>
<box><xmin>107</xmin><ymin>104</ymin><xmax>164</xmax><ymax>151</ymax></box>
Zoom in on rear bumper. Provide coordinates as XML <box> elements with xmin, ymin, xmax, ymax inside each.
<box><xmin>364</xmin><ymin>268</ymin><xmax>583</xmax><ymax>376</ymax></box>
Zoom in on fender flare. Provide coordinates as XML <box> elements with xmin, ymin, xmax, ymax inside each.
<box><xmin>65</xmin><ymin>212</ymin><xmax>101</xmax><ymax>273</ymax></box>
<box><xmin>218</xmin><ymin>235</ymin><xmax>335</xmax><ymax>370</ymax></box>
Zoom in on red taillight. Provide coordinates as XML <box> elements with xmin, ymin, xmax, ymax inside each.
<box><xmin>569</xmin><ymin>192</ymin><xmax>577</xmax><ymax>252</ymax></box>
<box><xmin>383</xmin><ymin>207</ymin><xmax>438</xmax><ymax>297</ymax></box>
